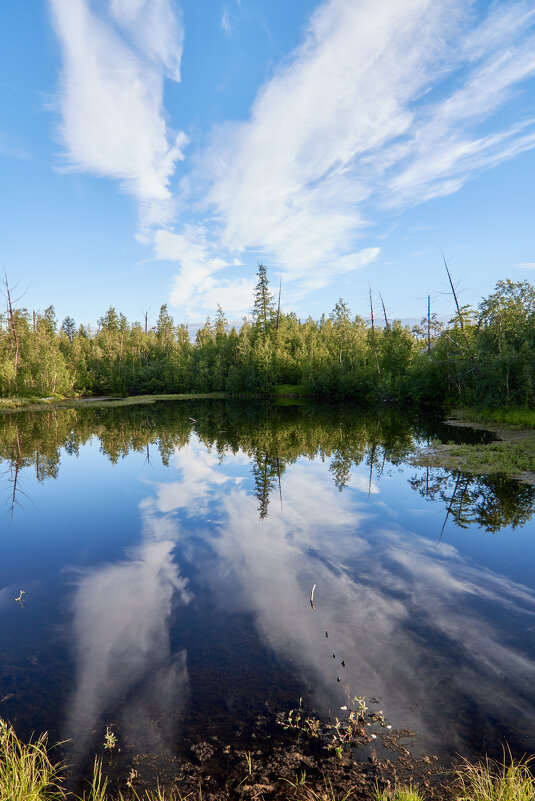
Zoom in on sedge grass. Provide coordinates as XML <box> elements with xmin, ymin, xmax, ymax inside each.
<box><xmin>0</xmin><ymin>718</ymin><xmax>66</xmax><ymax>801</ymax></box>
<box><xmin>374</xmin><ymin>786</ymin><xmax>424</xmax><ymax>801</ymax></box>
<box><xmin>455</xmin><ymin>754</ymin><xmax>535</xmax><ymax>801</ymax></box>
<box><xmin>3</xmin><ymin>715</ymin><xmax>535</xmax><ymax>801</ymax></box>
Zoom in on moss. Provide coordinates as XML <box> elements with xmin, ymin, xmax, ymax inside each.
<box><xmin>412</xmin><ymin>408</ymin><xmax>535</xmax><ymax>482</ymax></box>
<box><xmin>0</xmin><ymin>393</ymin><xmax>229</xmax><ymax>414</ymax></box>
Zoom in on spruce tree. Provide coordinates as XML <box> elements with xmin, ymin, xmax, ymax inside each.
<box><xmin>252</xmin><ymin>263</ymin><xmax>274</xmax><ymax>332</ymax></box>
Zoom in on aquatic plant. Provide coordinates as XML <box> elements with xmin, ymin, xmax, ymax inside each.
<box><xmin>103</xmin><ymin>727</ymin><xmax>117</xmax><ymax>753</ymax></box>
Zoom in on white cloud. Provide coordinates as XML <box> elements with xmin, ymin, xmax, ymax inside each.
<box><xmin>49</xmin><ymin>0</ymin><xmax>535</xmax><ymax>315</ymax></box>
<box><xmin>518</xmin><ymin>262</ymin><xmax>535</xmax><ymax>270</ymax></box>
<box><xmin>221</xmin><ymin>6</ymin><xmax>232</xmax><ymax>35</ymax></box>
<box><xmin>49</xmin><ymin>0</ymin><xmax>186</xmax><ymax>227</ymax></box>
<box><xmin>158</xmin><ymin>0</ymin><xmax>535</xmax><ymax>315</ymax></box>
<box><xmin>109</xmin><ymin>0</ymin><xmax>184</xmax><ymax>81</ymax></box>
<box><xmin>153</xmin><ymin>228</ymin><xmax>255</xmax><ymax>315</ymax></box>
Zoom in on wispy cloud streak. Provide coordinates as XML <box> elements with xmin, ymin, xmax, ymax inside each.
<box><xmin>49</xmin><ymin>0</ymin><xmax>187</xmax><ymax>227</ymax></box>
<box><xmin>161</xmin><ymin>0</ymin><xmax>535</xmax><ymax>314</ymax></box>
<box><xmin>49</xmin><ymin>0</ymin><xmax>535</xmax><ymax>315</ymax></box>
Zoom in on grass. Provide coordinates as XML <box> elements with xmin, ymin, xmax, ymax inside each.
<box><xmin>411</xmin><ymin>407</ymin><xmax>535</xmax><ymax>480</ymax></box>
<box><xmin>0</xmin><ymin>718</ymin><xmax>66</xmax><ymax>801</ymax></box>
<box><xmin>455</xmin><ymin>754</ymin><xmax>535</xmax><ymax>801</ymax></box>
<box><xmin>453</xmin><ymin>407</ymin><xmax>535</xmax><ymax>430</ymax></box>
<box><xmin>0</xmin><ymin>393</ymin><xmax>229</xmax><ymax>414</ymax></box>
<box><xmin>374</xmin><ymin>786</ymin><xmax>423</xmax><ymax>801</ymax></box>
<box><xmin>413</xmin><ymin>438</ymin><xmax>535</xmax><ymax>475</ymax></box>
<box><xmin>2</xmin><ymin>717</ymin><xmax>535</xmax><ymax>801</ymax></box>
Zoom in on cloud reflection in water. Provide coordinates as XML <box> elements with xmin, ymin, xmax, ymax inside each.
<box><xmin>66</xmin><ymin>435</ymin><xmax>535</xmax><ymax>761</ymax></box>
<box><xmin>143</xmin><ymin>438</ymin><xmax>535</xmax><ymax>758</ymax></box>
<box><xmin>65</xmin><ymin>516</ymin><xmax>191</xmax><ymax>759</ymax></box>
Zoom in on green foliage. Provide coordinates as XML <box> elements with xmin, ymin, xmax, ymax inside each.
<box><xmin>1</xmin><ymin>271</ymin><xmax>535</xmax><ymax>410</ymax></box>
<box><xmin>252</xmin><ymin>262</ymin><xmax>275</xmax><ymax>332</ymax></box>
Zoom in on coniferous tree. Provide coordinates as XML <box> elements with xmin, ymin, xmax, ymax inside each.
<box><xmin>252</xmin><ymin>263</ymin><xmax>275</xmax><ymax>332</ymax></box>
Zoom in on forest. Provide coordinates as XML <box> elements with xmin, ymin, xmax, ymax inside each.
<box><xmin>1</xmin><ymin>266</ymin><xmax>535</xmax><ymax>410</ymax></box>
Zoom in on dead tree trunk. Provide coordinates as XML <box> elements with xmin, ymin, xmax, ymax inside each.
<box><xmin>3</xmin><ymin>272</ymin><xmax>21</xmax><ymax>381</ymax></box>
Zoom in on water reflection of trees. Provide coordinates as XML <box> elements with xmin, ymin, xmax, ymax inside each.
<box><xmin>0</xmin><ymin>400</ymin><xmax>533</xmax><ymax>530</ymax></box>
<box><xmin>409</xmin><ymin>468</ymin><xmax>535</xmax><ymax>533</ymax></box>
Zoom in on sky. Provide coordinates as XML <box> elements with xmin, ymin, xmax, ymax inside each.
<box><xmin>1</xmin><ymin>0</ymin><xmax>535</xmax><ymax>329</ymax></box>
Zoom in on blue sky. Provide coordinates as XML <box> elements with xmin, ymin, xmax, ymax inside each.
<box><xmin>1</xmin><ymin>0</ymin><xmax>535</xmax><ymax>329</ymax></box>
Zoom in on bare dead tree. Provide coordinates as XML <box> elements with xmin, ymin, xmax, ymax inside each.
<box><xmin>276</xmin><ymin>277</ymin><xmax>282</xmax><ymax>332</ymax></box>
<box><xmin>441</xmin><ymin>251</ymin><xmax>476</xmax><ymax>364</ymax></box>
<box><xmin>2</xmin><ymin>272</ymin><xmax>22</xmax><ymax>382</ymax></box>
<box><xmin>369</xmin><ymin>286</ymin><xmax>381</xmax><ymax>376</ymax></box>
<box><xmin>427</xmin><ymin>294</ymin><xmax>431</xmax><ymax>357</ymax></box>
<box><xmin>379</xmin><ymin>292</ymin><xmax>389</xmax><ymax>328</ymax></box>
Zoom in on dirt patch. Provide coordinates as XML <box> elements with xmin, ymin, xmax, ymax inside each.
<box><xmin>96</xmin><ymin>709</ymin><xmax>457</xmax><ymax>801</ymax></box>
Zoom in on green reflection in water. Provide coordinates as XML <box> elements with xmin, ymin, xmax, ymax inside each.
<box><xmin>0</xmin><ymin>399</ymin><xmax>533</xmax><ymax>531</ymax></box>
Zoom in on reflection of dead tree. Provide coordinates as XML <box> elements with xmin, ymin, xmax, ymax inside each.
<box><xmin>368</xmin><ymin>419</ymin><xmax>380</xmax><ymax>499</ymax></box>
<box><xmin>439</xmin><ymin>472</ymin><xmax>459</xmax><ymax>540</ymax></box>
<box><xmin>439</xmin><ymin>472</ymin><xmax>473</xmax><ymax>540</ymax></box>
<box><xmin>2</xmin><ymin>430</ymin><xmax>29</xmax><ymax>519</ymax></box>
<box><xmin>276</xmin><ymin>455</ymin><xmax>283</xmax><ymax>513</ymax></box>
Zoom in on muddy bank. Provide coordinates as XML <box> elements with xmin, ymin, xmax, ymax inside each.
<box><xmin>84</xmin><ymin>706</ymin><xmax>456</xmax><ymax>801</ymax></box>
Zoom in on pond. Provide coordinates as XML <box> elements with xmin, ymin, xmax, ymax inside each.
<box><xmin>1</xmin><ymin>399</ymin><xmax>535</xmax><ymax>791</ymax></box>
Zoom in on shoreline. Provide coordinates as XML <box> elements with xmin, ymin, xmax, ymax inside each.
<box><xmin>411</xmin><ymin>407</ymin><xmax>535</xmax><ymax>485</ymax></box>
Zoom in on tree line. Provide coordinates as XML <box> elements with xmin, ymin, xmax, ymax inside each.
<box><xmin>1</xmin><ymin>267</ymin><xmax>535</xmax><ymax>409</ymax></box>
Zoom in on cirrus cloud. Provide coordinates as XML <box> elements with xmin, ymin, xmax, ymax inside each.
<box><xmin>155</xmin><ymin>0</ymin><xmax>535</xmax><ymax>315</ymax></box>
<box><xmin>49</xmin><ymin>0</ymin><xmax>187</xmax><ymax>227</ymax></box>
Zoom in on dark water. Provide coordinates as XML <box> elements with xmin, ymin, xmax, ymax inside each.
<box><xmin>1</xmin><ymin>400</ymin><xmax>535</xmax><ymax>778</ymax></box>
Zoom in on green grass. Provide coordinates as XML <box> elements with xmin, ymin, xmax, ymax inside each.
<box><xmin>3</xmin><ymin>717</ymin><xmax>535</xmax><ymax>801</ymax></box>
<box><xmin>374</xmin><ymin>786</ymin><xmax>423</xmax><ymax>801</ymax></box>
<box><xmin>412</xmin><ymin>407</ymin><xmax>535</xmax><ymax>478</ymax></box>
<box><xmin>455</xmin><ymin>755</ymin><xmax>535</xmax><ymax>801</ymax></box>
<box><xmin>0</xmin><ymin>393</ymin><xmax>229</xmax><ymax>414</ymax></box>
<box><xmin>0</xmin><ymin>718</ymin><xmax>66</xmax><ymax>801</ymax></box>
<box><xmin>453</xmin><ymin>407</ymin><xmax>535</xmax><ymax>430</ymax></box>
<box><xmin>413</xmin><ymin>438</ymin><xmax>535</xmax><ymax>475</ymax></box>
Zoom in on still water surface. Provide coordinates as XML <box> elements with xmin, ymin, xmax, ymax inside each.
<box><xmin>1</xmin><ymin>400</ymin><xmax>535</xmax><ymax>775</ymax></box>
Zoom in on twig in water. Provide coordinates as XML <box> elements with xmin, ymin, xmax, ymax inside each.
<box><xmin>310</xmin><ymin>584</ymin><xmax>316</xmax><ymax>610</ymax></box>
